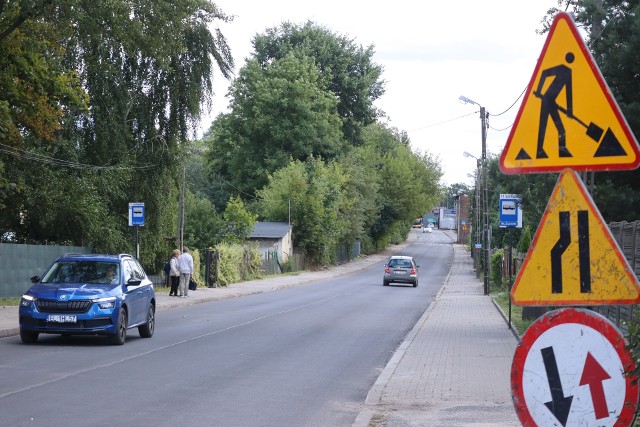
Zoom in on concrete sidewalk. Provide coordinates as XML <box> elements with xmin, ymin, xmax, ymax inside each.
<box><xmin>353</xmin><ymin>243</ymin><xmax>520</xmax><ymax>427</ymax></box>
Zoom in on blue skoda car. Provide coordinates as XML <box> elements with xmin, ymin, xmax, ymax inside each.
<box><xmin>19</xmin><ymin>253</ymin><xmax>156</xmax><ymax>345</ymax></box>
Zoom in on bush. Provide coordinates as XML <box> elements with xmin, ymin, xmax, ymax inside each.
<box><xmin>517</xmin><ymin>225</ymin><xmax>532</xmax><ymax>253</ymax></box>
<box><xmin>191</xmin><ymin>248</ymin><xmax>201</xmax><ymax>284</ymax></box>
<box><xmin>214</xmin><ymin>242</ymin><xmax>264</xmax><ymax>286</ymax></box>
<box><xmin>242</xmin><ymin>243</ymin><xmax>263</xmax><ymax>280</ymax></box>
<box><xmin>216</xmin><ymin>243</ymin><xmax>243</xmax><ymax>286</ymax></box>
<box><xmin>490</xmin><ymin>249</ymin><xmax>505</xmax><ymax>291</ymax></box>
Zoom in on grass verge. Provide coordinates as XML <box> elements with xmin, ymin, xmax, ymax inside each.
<box><xmin>491</xmin><ymin>290</ymin><xmax>533</xmax><ymax>336</ymax></box>
<box><xmin>0</xmin><ymin>297</ymin><xmax>20</xmax><ymax>306</ymax></box>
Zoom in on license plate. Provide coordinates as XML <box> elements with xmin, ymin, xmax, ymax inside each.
<box><xmin>47</xmin><ymin>314</ymin><xmax>77</xmax><ymax>323</ymax></box>
<box><xmin>394</xmin><ymin>270</ymin><xmax>406</xmax><ymax>275</ymax></box>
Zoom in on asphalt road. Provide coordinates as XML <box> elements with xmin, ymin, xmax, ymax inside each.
<box><xmin>0</xmin><ymin>230</ymin><xmax>453</xmax><ymax>427</ymax></box>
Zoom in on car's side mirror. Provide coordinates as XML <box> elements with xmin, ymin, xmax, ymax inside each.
<box><xmin>126</xmin><ymin>277</ymin><xmax>142</xmax><ymax>287</ymax></box>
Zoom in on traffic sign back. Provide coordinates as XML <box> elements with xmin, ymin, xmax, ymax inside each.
<box><xmin>510</xmin><ymin>169</ymin><xmax>640</xmax><ymax>306</ymax></box>
<box><xmin>500</xmin><ymin>12</ymin><xmax>640</xmax><ymax>174</ymax></box>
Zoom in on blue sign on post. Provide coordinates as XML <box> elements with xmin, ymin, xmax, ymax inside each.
<box><xmin>499</xmin><ymin>194</ymin><xmax>520</xmax><ymax>228</ymax></box>
<box><xmin>128</xmin><ymin>202</ymin><xmax>145</xmax><ymax>227</ymax></box>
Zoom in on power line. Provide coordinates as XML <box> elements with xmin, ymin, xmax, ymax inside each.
<box><xmin>489</xmin><ymin>86</ymin><xmax>527</xmax><ymax>118</ymax></box>
<box><xmin>489</xmin><ymin>123</ymin><xmax>514</xmax><ymax>132</ymax></box>
<box><xmin>409</xmin><ymin>111</ymin><xmax>478</xmax><ymax>132</ymax></box>
<box><xmin>0</xmin><ymin>143</ymin><xmax>157</xmax><ymax>171</ymax></box>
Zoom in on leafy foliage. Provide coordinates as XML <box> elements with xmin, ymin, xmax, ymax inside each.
<box><xmin>183</xmin><ymin>189</ymin><xmax>223</xmax><ymax>251</ymax></box>
<box><xmin>221</xmin><ymin>196</ymin><xmax>258</xmax><ymax>244</ymax></box>
<box><xmin>516</xmin><ymin>225</ymin><xmax>533</xmax><ymax>254</ymax></box>
<box><xmin>252</xmin><ymin>21</ymin><xmax>385</xmax><ymax>146</ymax></box>
<box><xmin>0</xmin><ymin>1</ymin><xmax>234</xmax><ymax>271</ymax></box>
<box><xmin>214</xmin><ymin>242</ymin><xmax>263</xmax><ymax>286</ymax></box>
<box><xmin>258</xmin><ymin>158</ymin><xmax>345</xmax><ymax>266</ymax></box>
<box><xmin>490</xmin><ymin>249</ymin><xmax>505</xmax><ymax>291</ymax></box>
<box><xmin>0</xmin><ymin>1</ymin><xmax>87</xmax><ymax>147</ymax></box>
<box><xmin>256</xmin><ymin>123</ymin><xmax>442</xmax><ymax>266</ymax></box>
<box><xmin>207</xmin><ymin>53</ymin><xmax>345</xmax><ymax>195</ymax></box>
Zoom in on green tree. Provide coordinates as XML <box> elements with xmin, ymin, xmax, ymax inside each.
<box><xmin>258</xmin><ymin>158</ymin><xmax>347</xmax><ymax>266</ymax></box>
<box><xmin>221</xmin><ymin>196</ymin><xmax>257</xmax><ymax>244</ymax></box>
<box><xmin>183</xmin><ymin>189</ymin><xmax>223</xmax><ymax>252</ymax></box>
<box><xmin>0</xmin><ymin>1</ymin><xmax>234</xmax><ymax>269</ymax></box>
<box><xmin>207</xmin><ymin>52</ymin><xmax>345</xmax><ymax>198</ymax></box>
<box><xmin>0</xmin><ymin>0</ymin><xmax>88</xmax><ymax>148</ymax></box>
<box><xmin>252</xmin><ymin>21</ymin><xmax>385</xmax><ymax>146</ymax></box>
<box><xmin>517</xmin><ymin>225</ymin><xmax>532</xmax><ymax>253</ymax></box>
<box><xmin>441</xmin><ymin>183</ymin><xmax>471</xmax><ymax>209</ymax></box>
<box><xmin>363</xmin><ymin>124</ymin><xmax>443</xmax><ymax>246</ymax></box>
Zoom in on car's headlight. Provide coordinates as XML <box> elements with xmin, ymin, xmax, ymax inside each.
<box><xmin>20</xmin><ymin>295</ymin><xmax>35</xmax><ymax>307</ymax></box>
<box><xmin>94</xmin><ymin>297</ymin><xmax>116</xmax><ymax>309</ymax></box>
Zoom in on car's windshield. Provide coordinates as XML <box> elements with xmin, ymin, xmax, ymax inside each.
<box><xmin>41</xmin><ymin>261</ymin><xmax>120</xmax><ymax>285</ymax></box>
<box><xmin>388</xmin><ymin>259</ymin><xmax>412</xmax><ymax>268</ymax></box>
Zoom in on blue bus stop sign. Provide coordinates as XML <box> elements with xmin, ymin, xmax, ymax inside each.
<box><xmin>129</xmin><ymin>202</ymin><xmax>145</xmax><ymax>226</ymax></box>
<box><xmin>499</xmin><ymin>196</ymin><xmax>519</xmax><ymax>227</ymax></box>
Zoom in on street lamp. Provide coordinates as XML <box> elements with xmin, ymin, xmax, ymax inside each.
<box><xmin>460</xmin><ymin>95</ymin><xmax>490</xmax><ymax>295</ymax></box>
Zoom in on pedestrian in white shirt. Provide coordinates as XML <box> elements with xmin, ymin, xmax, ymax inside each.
<box><xmin>177</xmin><ymin>246</ymin><xmax>194</xmax><ymax>297</ymax></box>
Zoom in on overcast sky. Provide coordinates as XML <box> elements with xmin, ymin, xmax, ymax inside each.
<box><xmin>204</xmin><ymin>0</ymin><xmax>564</xmax><ymax>186</ymax></box>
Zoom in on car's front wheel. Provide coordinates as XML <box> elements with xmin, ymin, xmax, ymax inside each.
<box><xmin>109</xmin><ymin>309</ymin><xmax>127</xmax><ymax>345</ymax></box>
<box><xmin>138</xmin><ymin>305</ymin><xmax>155</xmax><ymax>338</ymax></box>
<box><xmin>20</xmin><ymin>328</ymin><xmax>39</xmax><ymax>344</ymax></box>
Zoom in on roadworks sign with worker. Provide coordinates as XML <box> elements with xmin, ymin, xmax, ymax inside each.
<box><xmin>500</xmin><ymin>12</ymin><xmax>640</xmax><ymax>174</ymax></box>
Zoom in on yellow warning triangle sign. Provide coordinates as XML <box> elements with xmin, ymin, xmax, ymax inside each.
<box><xmin>500</xmin><ymin>12</ymin><xmax>640</xmax><ymax>174</ymax></box>
<box><xmin>511</xmin><ymin>169</ymin><xmax>640</xmax><ymax>306</ymax></box>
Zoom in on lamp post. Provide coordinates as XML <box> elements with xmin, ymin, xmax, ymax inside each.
<box><xmin>460</xmin><ymin>96</ymin><xmax>490</xmax><ymax>295</ymax></box>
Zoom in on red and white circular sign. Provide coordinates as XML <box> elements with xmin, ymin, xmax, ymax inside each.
<box><xmin>511</xmin><ymin>308</ymin><xmax>638</xmax><ymax>426</ymax></box>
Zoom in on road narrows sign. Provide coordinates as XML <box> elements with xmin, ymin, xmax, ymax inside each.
<box><xmin>511</xmin><ymin>308</ymin><xmax>638</xmax><ymax>427</ymax></box>
<box><xmin>500</xmin><ymin>12</ymin><xmax>640</xmax><ymax>174</ymax></box>
<box><xmin>510</xmin><ymin>169</ymin><xmax>640</xmax><ymax>306</ymax></box>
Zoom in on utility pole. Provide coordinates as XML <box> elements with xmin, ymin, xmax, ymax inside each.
<box><xmin>460</xmin><ymin>95</ymin><xmax>491</xmax><ymax>294</ymax></box>
<box><xmin>480</xmin><ymin>106</ymin><xmax>490</xmax><ymax>295</ymax></box>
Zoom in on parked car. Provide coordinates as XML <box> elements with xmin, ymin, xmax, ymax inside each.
<box><xmin>19</xmin><ymin>253</ymin><xmax>156</xmax><ymax>345</ymax></box>
<box><xmin>422</xmin><ymin>224</ymin><xmax>432</xmax><ymax>233</ymax></box>
<box><xmin>383</xmin><ymin>255</ymin><xmax>419</xmax><ymax>287</ymax></box>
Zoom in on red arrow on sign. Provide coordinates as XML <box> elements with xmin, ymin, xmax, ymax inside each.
<box><xmin>579</xmin><ymin>352</ymin><xmax>611</xmax><ymax>419</ymax></box>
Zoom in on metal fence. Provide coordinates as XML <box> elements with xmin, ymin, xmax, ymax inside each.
<box><xmin>336</xmin><ymin>241</ymin><xmax>361</xmax><ymax>265</ymax></box>
<box><xmin>0</xmin><ymin>243</ymin><xmax>91</xmax><ymax>298</ymax></box>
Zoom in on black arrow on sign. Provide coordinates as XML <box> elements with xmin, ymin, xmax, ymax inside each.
<box><xmin>542</xmin><ymin>346</ymin><xmax>573</xmax><ymax>426</ymax></box>
<box><xmin>551</xmin><ymin>212</ymin><xmax>571</xmax><ymax>293</ymax></box>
